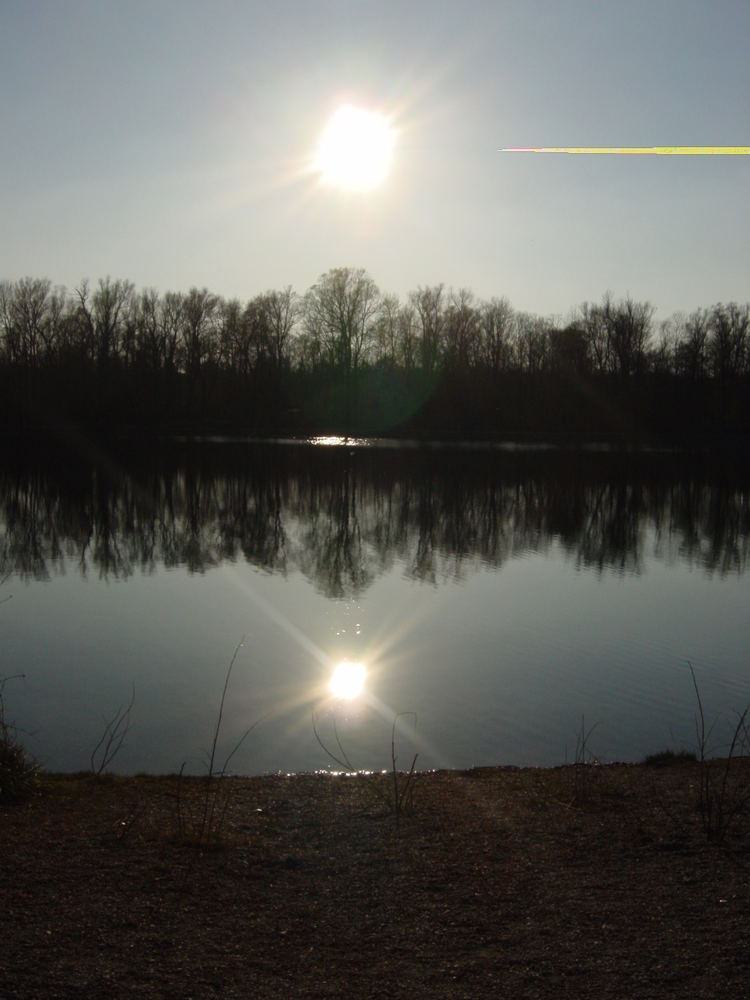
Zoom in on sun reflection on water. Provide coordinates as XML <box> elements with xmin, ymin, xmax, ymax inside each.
<box><xmin>328</xmin><ymin>661</ymin><xmax>366</xmax><ymax>700</ymax></box>
<box><xmin>307</xmin><ymin>435</ymin><xmax>372</xmax><ymax>447</ymax></box>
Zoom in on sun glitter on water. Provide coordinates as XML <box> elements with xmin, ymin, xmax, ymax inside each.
<box><xmin>328</xmin><ymin>661</ymin><xmax>366</xmax><ymax>700</ymax></box>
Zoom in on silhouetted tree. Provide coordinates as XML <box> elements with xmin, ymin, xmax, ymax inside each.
<box><xmin>302</xmin><ymin>268</ymin><xmax>380</xmax><ymax>427</ymax></box>
<box><xmin>1</xmin><ymin>271</ymin><xmax>748</xmax><ymax>437</ymax></box>
<box><xmin>373</xmin><ymin>293</ymin><xmax>401</xmax><ymax>370</ymax></box>
<box><xmin>602</xmin><ymin>293</ymin><xmax>654</xmax><ymax>378</ymax></box>
<box><xmin>263</xmin><ymin>286</ymin><xmax>299</xmax><ymax>374</ymax></box>
<box><xmin>4</xmin><ymin>277</ymin><xmax>53</xmax><ymax>368</ymax></box>
<box><xmin>676</xmin><ymin>308</ymin><xmax>710</xmax><ymax>382</ymax></box>
<box><xmin>91</xmin><ymin>277</ymin><xmax>134</xmax><ymax>368</ymax></box>
<box><xmin>479</xmin><ymin>296</ymin><xmax>514</xmax><ymax>373</ymax></box>
<box><xmin>179</xmin><ymin>287</ymin><xmax>218</xmax><ymax>417</ymax></box>
<box><xmin>443</xmin><ymin>288</ymin><xmax>479</xmax><ymax>371</ymax></box>
<box><xmin>709</xmin><ymin>302</ymin><xmax>748</xmax><ymax>382</ymax></box>
<box><xmin>411</xmin><ymin>284</ymin><xmax>445</xmax><ymax>376</ymax></box>
<box><xmin>515</xmin><ymin>312</ymin><xmax>549</xmax><ymax>374</ymax></box>
<box><xmin>578</xmin><ymin>300</ymin><xmax>609</xmax><ymax>373</ymax></box>
<box><xmin>708</xmin><ymin>302</ymin><xmax>749</xmax><ymax>429</ymax></box>
<box><xmin>547</xmin><ymin>324</ymin><xmax>590</xmax><ymax>375</ymax></box>
<box><xmin>304</xmin><ymin>267</ymin><xmax>379</xmax><ymax>374</ymax></box>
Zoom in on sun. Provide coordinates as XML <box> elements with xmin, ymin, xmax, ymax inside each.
<box><xmin>328</xmin><ymin>661</ymin><xmax>366</xmax><ymax>700</ymax></box>
<box><xmin>313</xmin><ymin>105</ymin><xmax>395</xmax><ymax>192</ymax></box>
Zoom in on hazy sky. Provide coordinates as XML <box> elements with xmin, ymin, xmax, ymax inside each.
<box><xmin>1</xmin><ymin>0</ymin><xmax>748</xmax><ymax>319</ymax></box>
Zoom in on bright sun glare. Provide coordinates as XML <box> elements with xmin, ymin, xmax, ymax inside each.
<box><xmin>313</xmin><ymin>105</ymin><xmax>395</xmax><ymax>192</ymax></box>
<box><xmin>328</xmin><ymin>661</ymin><xmax>366</xmax><ymax>700</ymax></box>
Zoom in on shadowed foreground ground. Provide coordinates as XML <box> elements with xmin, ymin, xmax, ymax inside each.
<box><xmin>2</xmin><ymin>763</ymin><xmax>749</xmax><ymax>999</ymax></box>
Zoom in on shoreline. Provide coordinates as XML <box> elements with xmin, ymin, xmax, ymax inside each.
<box><xmin>3</xmin><ymin>760</ymin><xmax>748</xmax><ymax>998</ymax></box>
<box><xmin>4</xmin><ymin>424</ymin><xmax>750</xmax><ymax>451</ymax></box>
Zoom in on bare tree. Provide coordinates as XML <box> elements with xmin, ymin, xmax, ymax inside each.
<box><xmin>134</xmin><ymin>288</ymin><xmax>162</xmax><ymax>372</ymax></box>
<box><xmin>675</xmin><ymin>308</ymin><xmax>710</xmax><ymax>382</ymax></box>
<box><xmin>443</xmin><ymin>288</ymin><xmax>479</xmax><ymax>371</ymax></box>
<box><xmin>373</xmin><ymin>293</ymin><xmax>401</xmax><ymax>369</ymax></box>
<box><xmin>159</xmin><ymin>291</ymin><xmax>183</xmax><ymax>374</ymax></box>
<box><xmin>515</xmin><ymin>312</ymin><xmax>548</xmax><ymax>374</ymax></box>
<box><xmin>304</xmin><ymin>267</ymin><xmax>380</xmax><ymax>374</ymax></box>
<box><xmin>578</xmin><ymin>301</ymin><xmax>610</xmax><ymax>374</ymax></box>
<box><xmin>651</xmin><ymin>314</ymin><xmax>681</xmax><ymax>376</ymax></box>
<box><xmin>217</xmin><ymin>297</ymin><xmax>245</xmax><ymax>376</ymax></box>
<box><xmin>547</xmin><ymin>324</ymin><xmax>590</xmax><ymax>374</ymax></box>
<box><xmin>0</xmin><ymin>278</ymin><xmax>53</xmax><ymax>367</ymax></box>
<box><xmin>410</xmin><ymin>284</ymin><xmax>445</xmax><ymax>375</ymax></box>
<box><xmin>396</xmin><ymin>299</ymin><xmax>419</xmax><ymax>372</ymax></box>
<box><xmin>91</xmin><ymin>276</ymin><xmax>134</xmax><ymax>367</ymax></box>
<box><xmin>373</xmin><ymin>294</ymin><xmax>419</xmax><ymax>372</ymax></box>
<box><xmin>41</xmin><ymin>285</ymin><xmax>67</xmax><ymax>364</ymax></box>
<box><xmin>709</xmin><ymin>302</ymin><xmax>748</xmax><ymax>382</ymax></box>
<box><xmin>180</xmin><ymin>287</ymin><xmax>218</xmax><ymax>379</ymax></box>
<box><xmin>0</xmin><ymin>280</ymin><xmax>15</xmax><ymax>363</ymax></box>
<box><xmin>243</xmin><ymin>295</ymin><xmax>272</xmax><ymax>376</ymax></box>
<box><xmin>73</xmin><ymin>279</ymin><xmax>96</xmax><ymax>364</ymax></box>
<box><xmin>263</xmin><ymin>286</ymin><xmax>299</xmax><ymax>374</ymax></box>
<box><xmin>602</xmin><ymin>293</ymin><xmax>654</xmax><ymax>377</ymax></box>
<box><xmin>479</xmin><ymin>297</ymin><xmax>514</xmax><ymax>373</ymax></box>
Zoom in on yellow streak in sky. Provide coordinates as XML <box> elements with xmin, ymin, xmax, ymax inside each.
<box><xmin>501</xmin><ymin>146</ymin><xmax>750</xmax><ymax>155</ymax></box>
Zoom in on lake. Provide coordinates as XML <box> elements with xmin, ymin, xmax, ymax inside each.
<box><xmin>1</xmin><ymin>437</ymin><xmax>748</xmax><ymax>776</ymax></box>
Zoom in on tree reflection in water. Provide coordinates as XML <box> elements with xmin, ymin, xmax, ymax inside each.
<box><xmin>1</xmin><ymin>442</ymin><xmax>748</xmax><ymax>593</ymax></box>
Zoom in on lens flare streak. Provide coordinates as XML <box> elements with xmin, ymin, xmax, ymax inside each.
<box><xmin>501</xmin><ymin>146</ymin><xmax>750</xmax><ymax>155</ymax></box>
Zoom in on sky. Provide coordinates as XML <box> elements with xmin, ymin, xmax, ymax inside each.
<box><xmin>1</xmin><ymin>0</ymin><xmax>748</xmax><ymax>321</ymax></box>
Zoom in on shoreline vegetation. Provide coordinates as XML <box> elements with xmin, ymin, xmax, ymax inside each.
<box><xmin>2</xmin><ymin>760</ymin><xmax>749</xmax><ymax>998</ymax></box>
<box><xmin>1</xmin><ymin>272</ymin><xmax>749</xmax><ymax>441</ymax></box>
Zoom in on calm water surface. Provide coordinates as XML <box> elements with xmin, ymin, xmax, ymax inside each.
<box><xmin>2</xmin><ymin>439</ymin><xmax>748</xmax><ymax>774</ymax></box>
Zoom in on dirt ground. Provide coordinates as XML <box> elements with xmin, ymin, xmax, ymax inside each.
<box><xmin>1</xmin><ymin>762</ymin><xmax>749</xmax><ymax>999</ymax></box>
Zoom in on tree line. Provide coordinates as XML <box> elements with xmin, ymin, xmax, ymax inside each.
<box><xmin>1</xmin><ymin>269</ymin><xmax>748</xmax><ymax>436</ymax></box>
